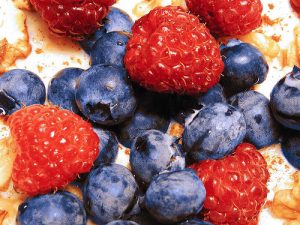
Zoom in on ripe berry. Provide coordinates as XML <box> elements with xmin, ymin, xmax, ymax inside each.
<box><xmin>190</xmin><ymin>143</ymin><xmax>269</xmax><ymax>225</ymax></box>
<box><xmin>124</xmin><ymin>6</ymin><xmax>224</xmax><ymax>95</ymax></box>
<box><xmin>186</xmin><ymin>0</ymin><xmax>263</xmax><ymax>36</ymax></box>
<box><xmin>9</xmin><ymin>105</ymin><xmax>99</xmax><ymax>196</ymax></box>
<box><xmin>30</xmin><ymin>0</ymin><xmax>116</xmax><ymax>40</ymax></box>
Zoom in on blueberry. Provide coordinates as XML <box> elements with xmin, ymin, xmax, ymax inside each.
<box><xmin>144</xmin><ymin>169</ymin><xmax>206</xmax><ymax>224</ymax></box>
<box><xmin>281</xmin><ymin>129</ymin><xmax>300</xmax><ymax>169</ymax></box>
<box><xmin>270</xmin><ymin>66</ymin><xmax>300</xmax><ymax>130</ymax></box>
<box><xmin>106</xmin><ymin>221</ymin><xmax>140</xmax><ymax>225</ymax></box>
<box><xmin>220</xmin><ymin>39</ymin><xmax>269</xmax><ymax>95</ymax></box>
<box><xmin>178</xmin><ymin>219</ymin><xmax>213</xmax><ymax>225</ymax></box>
<box><xmin>93</xmin><ymin>126</ymin><xmax>119</xmax><ymax>165</ymax></box>
<box><xmin>91</xmin><ymin>32</ymin><xmax>129</xmax><ymax>67</ymax></box>
<box><xmin>75</xmin><ymin>65</ymin><xmax>137</xmax><ymax>126</ymax></box>
<box><xmin>0</xmin><ymin>69</ymin><xmax>46</xmax><ymax>115</ymax></box>
<box><xmin>48</xmin><ymin>68</ymin><xmax>83</xmax><ymax>115</ymax></box>
<box><xmin>130</xmin><ymin>130</ymin><xmax>185</xmax><ymax>185</ymax></box>
<box><xmin>129</xmin><ymin>210</ymin><xmax>164</xmax><ymax>225</ymax></box>
<box><xmin>83</xmin><ymin>164</ymin><xmax>139</xmax><ymax>224</ymax></box>
<box><xmin>229</xmin><ymin>90</ymin><xmax>281</xmax><ymax>148</ymax></box>
<box><xmin>17</xmin><ymin>191</ymin><xmax>86</xmax><ymax>225</ymax></box>
<box><xmin>183</xmin><ymin>102</ymin><xmax>246</xmax><ymax>162</ymax></box>
<box><xmin>80</xmin><ymin>7</ymin><xmax>133</xmax><ymax>53</ymax></box>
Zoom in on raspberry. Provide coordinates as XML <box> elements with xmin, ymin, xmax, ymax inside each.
<box><xmin>8</xmin><ymin>105</ymin><xmax>99</xmax><ymax>196</ymax></box>
<box><xmin>186</xmin><ymin>0</ymin><xmax>263</xmax><ymax>36</ymax></box>
<box><xmin>190</xmin><ymin>143</ymin><xmax>269</xmax><ymax>225</ymax></box>
<box><xmin>124</xmin><ymin>6</ymin><xmax>224</xmax><ymax>95</ymax></box>
<box><xmin>30</xmin><ymin>0</ymin><xmax>115</xmax><ymax>40</ymax></box>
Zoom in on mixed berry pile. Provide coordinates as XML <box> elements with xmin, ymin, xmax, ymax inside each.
<box><xmin>1</xmin><ymin>1</ymin><xmax>300</xmax><ymax>225</ymax></box>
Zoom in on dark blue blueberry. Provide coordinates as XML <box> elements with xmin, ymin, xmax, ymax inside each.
<box><xmin>220</xmin><ymin>39</ymin><xmax>269</xmax><ymax>95</ymax></box>
<box><xmin>91</xmin><ymin>32</ymin><xmax>129</xmax><ymax>67</ymax></box>
<box><xmin>0</xmin><ymin>69</ymin><xmax>46</xmax><ymax>115</ymax></box>
<box><xmin>178</xmin><ymin>219</ymin><xmax>213</xmax><ymax>225</ymax></box>
<box><xmin>83</xmin><ymin>164</ymin><xmax>139</xmax><ymax>224</ymax></box>
<box><xmin>75</xmin><ymin>65</ymin><xmax>137</xmax><ymax>126</ymax></box>
<box><xmin>115</xmin><ymin>88</ymin><xmax>170</xmax><ymax>148</ymax></box>
<box><xmin>80</xmin><ymin>7</ymin><xmax>133</xmax><ymax>53</ymax></box>
<box><xmin>270</xmin><ymin>66</ymin><xmax>300</xmax><ymax>130</ymax></box>
<box><xmin>106</xmin><ymin>220</ymin><xmax>140</xmax><ymax>225</ymax></box>
<box><xmin>17</xmin><ymin>191</ymin><xmax>86</xmax><ymax>225</ymax></box>
<box><xmin>144</xmin><ymin>169</ymin><xmax>206</xmax><ymax>224</ymax></box>
<box><xmin>281</xmin><ymin>129</ymin><xmax>300</xmax><ymax>169</ymax></box>
<box><xmin>93</xmin><ymin>126</ymin><xmax>119</xmax><ymax>165</ymax></box>
<box><xmin>48</xmin><ymin>68</ymin><xmax>83</xmax><ymax>115</ymax></box>
<box><xmin>183</xmin><ymin>102</ymin><xmax>246</xmax><ymax>162</ymax></box>
<box><xmin>229</xmin><ymin>90</ymin><xmax>281</xmax><ymax>148</ymax></box>
<box><xmin>129</xmin><ymin>210</ymin><xmax>163</xmax><ymax>225</ymax></box>
<box><xmin>130</xmin><ymin>130</ymin><xmax>185</xmax><ymax>185</ymax></box>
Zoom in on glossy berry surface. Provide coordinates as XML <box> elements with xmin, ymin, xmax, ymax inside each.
<box><xmin>83</xmin><ymin>164</ymin><xmax>139</xmax><ymax>224</ymax></box>
<box><xmin>229</xmin><ymin>90</ymin><xmax>281</xmax><ymax>148</ymax></box>
<box><xmin>145</xmin><ymin>169</ymin><xmax>206</xmax><ymax>224</ymax></box>
<box><xmin>30</xmin><ymin>0</ymin><xmax>115</xmax><ymax>39</ymax></box>
<box><xmin>124</xmin><ymin>6</ymin><xmax>224</xmax><ymax>95</ymax></box>
<box><xmin>186</xmin><ymin>0</ymin><xmax>263</xmax><ymax>36</ymax></box>
<box><xmin>0</xmin><ymin>69</ymin><xmax>46</xmax><ymax>115</ymax></box>
<box><xmin>178</xmin><ymin>219</ymin><xmax>213</xmax><ymax>225</ymax></box>
<box><xmin>190</xmin><ymin>143</ymin><xmax>269</xmax><ymax>225</ymax></box>
<box><xmin>106</xmin><ymin>221</ymin><xmax>140</xmax><ymax>225</ymax></box>
<box><xmin>48</xmin><ymin>67</ymin><xmax>83</xmax><ymax>115</ymax></box>
<box><xmin>17</xmin><ymin>191</ymin><xmax>86</xmax><ymax>225</ymax></box>
<box><xmin>183</xmin><ymin>103</ymin><xmax>246</xmax><ymax>162</ymax></box>
<box><xmin>75</xmin><ymin>65</ymin><xmax>137</xmax><ymax>126</ymax></box>
<box><xmin>80</xmin><ymin>7</ymin><xmax>133</xmax><ymax>53</ymax></box>
<box><xmin>93</xmin><ymin>126</ymin><xmax>119</xmax><ymax>165</ymax></box>
<box><xmin>9</xmin><ymin>105</ymin><xmax>99</xmax><ymax>196</ymax></box>
<box><xmin>91</xmin><ymin>31</ymin><xmax>129</xmax><ymax>67</ymax></box>
<box><xmin>130</xmin><ymin>130</ymin><xmax>185</xmax><ymax>185</ymax></box>
<box><xmin>221</xmin><ymin>39</ymin><xmax>269</xmax><ymax>95</ymax></box>
<box><xmin>281</xmin><ymin>129</ymin><xmax>300</xmax><ymax>169</ymax></box>
<box><xmin>270</xmin><ymin>66</ymin><xmax>300</xmax><ymax>130</ymax></box>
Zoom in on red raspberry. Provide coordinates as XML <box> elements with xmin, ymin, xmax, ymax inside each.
<box><xmin>124</xmin><ymin>6</ymin><xmax>224</xmax><ymax>95</ymax></box>
<box><xmin>190</xmin><ymin>143</ymin><xmax>269</xmax><ymax>225</ymax></box>
<box><xmin>30</xmin><ymin>0</ymin><xmax>115</xmax><ymax>40</ymax></box>
<box><xmin>8</xmin><ymin>105</ymin><xmax>99</xmax><ymax>196</ymax></box>
<box><xmin>186</xmin><ymin>0</ymin><xmax>263</xmax><ymax>36</ymax></box>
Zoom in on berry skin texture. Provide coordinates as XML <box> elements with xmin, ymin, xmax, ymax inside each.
<box><xmin>186</xmin><ymin>0</ymin><xmax>263</xmax><ymax>36</ymax></box>
<box><xmin>9</xmin><ymin>105</ymin><xmax>99</xmax><ymax>196</ymax></box>
<box><xmin>30</xmin><ymin>0</ymin><xmax>115</xmax><ymax>40</ymax></box>
<box><xmin>190</xmin><ymin>143</ymin><xmax>269</xmax><ymax>225</ymax></box>
<box><xmin>124</xmin><ymin>6</ymin><xmax>224</xmax><ymax>95</ymax></box>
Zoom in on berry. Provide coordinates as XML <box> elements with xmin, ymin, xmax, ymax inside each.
<box><xmin>80</xmin><ymin>7</ymin><xmax>133</xmax><ymax>53</ymax></box>
<box><xmin>129</xmin><ymin>210</ymin><xmax>164</xmax><ymax>225</ymax></box>
<box><xmin>106</xmin><ymin>221</ymin><xmax>140</xmax><ymax>225</ymax></box>
<box><xmin>0</xmin><ymin>69</ymin><xmax>46</xmax><ymax>115</ymax></box>
<box><xmin>144</xmin><ymin>169</ymin><xmax>206</xmax><ymax>224</ymax></box>
<box><xmin>124</xmin><ymin>6</ymin><xmax>224</xmax><ymax>95</ymax></box>
<box><xmin>190</xmin><ymin>143</ymin><xmax>269</xmax><ymax>225</ymax></box>
<box><xmin>229</xmin><ymin>90</ymin><xmax>281</xmax><ymax>148</ymax></box>
<box><xmin>270</xmin><ymin>66</ymin><xmax>300</xmax><ymax>130</ymax></box>
<box><xmin>9</xmin><ymin>105</ymin><xmax>99</xmax><ymax>196</ymax></box>
<box><xmin>291</xmin><ymin>0</ymin><xmax>300</xmax><ymax>10</ymax></box>
<box><xmin>186</xmin><ymin>0</ymin><xmax>263</xmax><ymax>36</ymax></box>
<box><xmin>83</xmin><ymin>164</ymin><xmax>139</xmax><ymax>224</ymax></box>
<box><xmin>47</xmin><ymin>67</ymin><xmax>84</xmax><ymax>115</ymax></box>
<box><xmin>91</xmin><ymin>32</ymin><xmax>129</xmax><ymax>67</ymax></box>
<box><xmin>281</xmin><ymin>129</ymin><xmax>300</xmax><ymax>169</ymax></box>
<box><xmin>17</xmin><ymin>191</ymin><xmax>86</xmax><ymax>225</ymax></box>
<box><xmin>30</xmin><ymin>0</ymin><xmax>115</xmax><ymax>40</ymax></box>
<box><xmin>93</xmin><ymin>126</ymin><xmax>119</xmax><ymax>165</ymax></box>
<box><xmin>220</xmin><ymin>39</ymin><xmax>269</xmax><ymax>95</ymax></box>
<box><xmin>130</xmin><ymin>130</ymin><xmax>185</xmax><ymax>185</ymax></box>
<box><xmin>183</xmin><ymin>103</ymin><xmax>246</xmax><ymax>162</ymax></box>
<box><xmin>178</xmin><ymin>219</ymin><xmax>213</xmax><ymax>225</ymax></box>
<box><xmin>75</xmin><ymin>65</ymin><xmax>137</xmax><ymax>126</ymax></box>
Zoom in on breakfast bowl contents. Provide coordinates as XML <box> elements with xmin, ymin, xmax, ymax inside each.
<box><xmin>0</xmin><ymin>0</ymin><xmax>299</xmax><ymax>225</ymax></box>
